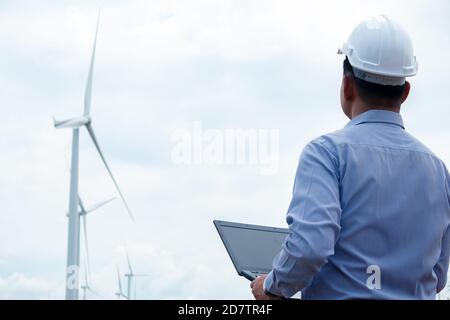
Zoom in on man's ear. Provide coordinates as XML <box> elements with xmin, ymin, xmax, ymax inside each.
<box><xmin>343</xmin><ymin>74</ymin><xmax>356</xmax><ymax>102</ymax></box>
<box><xmin>401</xmin><ymin>81</ymin><xmax>411</xmax><ymax>104</ymax></box>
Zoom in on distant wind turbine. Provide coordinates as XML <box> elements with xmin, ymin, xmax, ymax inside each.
<box><xmin>78</xmin><ymin>196</ymin><xmax>115</xmax><ymax>274</ymax></box>
<box><xmin>80</xmin><ymin>266</ymin><xmax>102</xmax><ymax>300</ymax></box>
<box><xmin>115</xmin><ymin>266</ymin><xmax>127</xmax><ymax>300</ymax></box>
<box><xmin>124</xmin><ymin>252</ymin><xmax>150</xmax><ymax>300</ymax></box>
<box><xmin>64</xmin><ymin>157</ymin><xmax>116</xmax><ymax>280</ymax></box>
<box><xmin>54</xmin><ymin>9</ymin><xmax>133</xmax><ymax>300</ymax></box>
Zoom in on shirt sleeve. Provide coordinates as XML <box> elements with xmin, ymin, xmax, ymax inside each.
<box><xmin>264</xmin><ymin>139</ymin><xmax>342</xmax><ymax>298</ymax></box>
<box><xmin>434</xmin><ymin>166</ymin><xmax>450</xmax><ymax>293</ymax></box>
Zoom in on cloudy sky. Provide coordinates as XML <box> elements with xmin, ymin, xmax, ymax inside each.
<box><xmin>1</xmin><ymin>0</ymin><xmax>450</xmax><ymax>299</ymax></box>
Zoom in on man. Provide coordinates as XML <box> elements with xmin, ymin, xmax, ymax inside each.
<box><xmin>251</xmin><ymin>15</ymin><xmax>450</xmax><ymax>300</ymax></box>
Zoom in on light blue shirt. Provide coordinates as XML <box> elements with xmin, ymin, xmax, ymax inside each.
<box><xmin>264</xmin><ymin>110</ymin><xmax>450</xmax><ymax>300</ymax></box>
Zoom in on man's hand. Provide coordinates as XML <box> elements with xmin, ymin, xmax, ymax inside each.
<box><xmin>250</xmin><ymin>275</ymin><xmax>281</xmax><ymax>300</ymax></box>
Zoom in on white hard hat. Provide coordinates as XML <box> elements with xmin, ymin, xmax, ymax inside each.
<box><xmin>338</xmin><ymin>15</ymin><xmax>418</xmax><ymax>86</ymax></box>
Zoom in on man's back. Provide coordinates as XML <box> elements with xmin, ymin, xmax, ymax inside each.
<box><xmin>256</xmin><ymin>15</ymin><xmax>450</xmax><ymax>302</ymax></box>
<box><xmin>301</xmin><ymin>110</ymin><xmax>450</xmax><ymax>299</ymax></box>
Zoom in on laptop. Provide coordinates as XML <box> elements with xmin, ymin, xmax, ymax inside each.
<box><xmin>214</xmin><ymin>220</ymin><xmax>289</xmax><ymax>281</ymax></box>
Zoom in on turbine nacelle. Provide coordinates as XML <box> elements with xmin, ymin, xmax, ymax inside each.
<box><xmin>53</xmin><ymin>116</ymin><xmax>91</xmax><ymax>129</ymax></box>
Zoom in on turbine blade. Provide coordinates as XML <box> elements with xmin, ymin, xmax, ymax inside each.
<box><xmin>84</xmin><ymin>265</ymin><xmax>89</xmax><ymax>287</ymax></box>
<box><xmin>86</xmin><ymin>197</ymin><xmax>116</xmax><ymax>214</ymax></box>
<box><xmin>85</xmin><ymin>123</ymin><xmax>134</xmax><ymax>221</ymax></box>
<box><xmin>82</xmin><ymin>214</ymin><xmax>91</xmax><ymax>276</ymax></box>
<box><xmin>116</xmin><ymin>265</ymin><xmax>123</xmax><ymax>293</ymax></box>
<box><xmin>78</xmin><ymin>196</ymin><xmax>87</xmax><ymax>214</ymax></box>
<box><xmin>53</xmin><ymin>116</ymin><xmax>90</xmax><ymax>129</ymax></box>
<box><xmin>64</xmin><ymin>154</ymin><xmax>71</xmax><ymax>171</ymax></box>
<box><xmin>126</xmin><ymin>251</ymin><xmax>134</xmax><ymax>275</ymax></box>
<box><xmin>134</xmin><ymin>274</ymin><xmax>151</xmax><ymax>277</ymax></box>
<box><xmin>84</xmin><ymin>9</ymin><xmax>101</xmax><ymax>116</ymax></box>
<box><xmin>64</xmin><ymin>158</ymin><xmax>87</xmax><ymax>217</ymax></box>
<box><xmin>64</xmin><ymin>158</ymin><xmax>87</xmax><ymax>215</ymax></box>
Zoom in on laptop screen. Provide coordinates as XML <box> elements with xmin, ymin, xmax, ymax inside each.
<box><xmin>219</xmin><ymin>224</ymin><xmax>288</xmax><ymax>272</ymax></box>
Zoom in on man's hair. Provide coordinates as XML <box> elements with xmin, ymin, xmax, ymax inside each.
<box><xmin>343</xmin><ymin>58</ymin><xmax>406</xmax><ymax>106</ymax></box>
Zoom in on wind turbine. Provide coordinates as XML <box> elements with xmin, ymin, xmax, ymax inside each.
<box><xmin>115</xmin><ymin>266</ymin><xmax>127</xmax><ymax>300</ymax></box>
<box><xmin>80</xmin><ymin>266</ymin><xmax>101</xmax><ymax>300</ymax></box>
<box><xmin>64</xmin><ymin>157</ymin><xmax>116</xmax><ymax>280</ymax></box>
<box><xmin>124</xmin><ymin>252</ymin><xmax>150</xmax><ymax>300</ymax></box>
<box><xmin>54</xmin><ymin>9</ymin><xmax>133</xmax><ymax>300</ymax></box>
<box><xmin>78</xmin><ymin>196</ymin><xmax>115</xmax><ymax>274</ymax></box>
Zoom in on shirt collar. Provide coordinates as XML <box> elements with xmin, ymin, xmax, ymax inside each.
<box><xmin>345</xmin><ymin>110</ymin><xmax>405</xmax><ymax>129</ymax></box>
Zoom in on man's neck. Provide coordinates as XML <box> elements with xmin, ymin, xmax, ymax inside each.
<box><xmin>351</xmin><ymin>104</ymin><xmax>400</xmax><ymax>119</ymax></box>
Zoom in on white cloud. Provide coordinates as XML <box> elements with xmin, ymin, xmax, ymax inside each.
<box><xmin>0</xmin><ymin>273</ymin><xmax>63</xmax><ymax>300</ymax></box>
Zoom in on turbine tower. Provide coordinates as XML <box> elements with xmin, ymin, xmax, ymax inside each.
<box><xmin>54</xmin><ymin>10</ymin><xmax>133</xmax><ymax>300</ymax></box>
